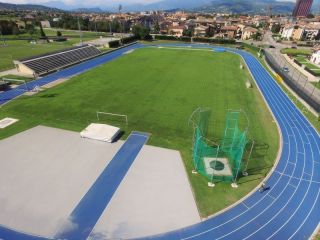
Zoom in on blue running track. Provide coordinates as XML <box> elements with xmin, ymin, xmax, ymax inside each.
<box><xmin>0</xmin><ymin>43</ymin><xmax>319</xmax><ymax>240</ymax></box>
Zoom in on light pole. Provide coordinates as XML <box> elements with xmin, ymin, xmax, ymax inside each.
<box><xmin>118</xmin><ymin>4</ymin><xmax>123</xmax><ymax>45</ymax></box>
<box><xmin>77</xmin><ymin>17</ymin><xmax>83</xmax><ymax>46</ymax></box>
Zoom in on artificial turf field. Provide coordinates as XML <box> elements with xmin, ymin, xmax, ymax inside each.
<box><xmin>0</xmin><ymin>47</ymin><xmax>279</xmax><ymax>217</ymax></box>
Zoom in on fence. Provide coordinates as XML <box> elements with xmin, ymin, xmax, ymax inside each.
<box><xmin>264</xmin><ymin>50</ymin><xmax>320</xmax><ymax>113</ymax></box>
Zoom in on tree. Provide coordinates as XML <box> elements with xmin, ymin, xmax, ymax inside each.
<box><xmin>39</xmin><ymin>23</ymin><xmax>46</xmax><ymax>37</ymax></box>
<box><xmin>307</xmin><ymin>13</ymin><xmax>314</xmax><ymax>19</ymax></box>
<box><xmin>153</xmin><ymin>21</ymin><xmax>160</xmax><ymax>34</ymax></box>
<box><xmin>132</xmin><ymin>24</ymin><xmax>151</xmax><ymax>40</ymax></box>
<box><xmin>252</xmin><ymin>32</ymin><xmax>261</xmax><ymax>41</ymax></box>
<box><xmin>183</xmin><ymin>28</ymin><xmax>192</xmax><ymax>37</ymax></box>
<box><xmin>271</xmin><ymin>24</ymin><xmax>281</xmax><ymax>34</ymax></box>
<box><xmin>25</xmin><ymin>24</ymin><xmax>37</xmax><ymax>39</ymax></box>
<box><xmin>12</xmin><ymin>25</ymin><xmax>20</xmax><ymax>37</ymax></box>
<box><xmin>206</xmin><ymin>25</ymin><xmax>216</xmax><ymax>37</ymax></box>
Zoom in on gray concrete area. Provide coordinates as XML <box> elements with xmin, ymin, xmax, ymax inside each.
<box><xmin>89</xmin><ymin>145</ymin><xmax>201</xmax><ymax>240</ymax></box>
<box><xmin>0</xmin><ymin>126</ymin><xmax>200</xmax><ymax>239</ymax></box>
<box><xmin>0</xmin><ymin>126</ymin><xmax>123</xmax><ymax>237</ymax></box>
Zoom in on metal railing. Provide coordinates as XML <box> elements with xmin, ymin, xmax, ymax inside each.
<box><xmin>264</xmin><ymin>50</ymin><xmax>320</xmax><ymax>113</ymax></box>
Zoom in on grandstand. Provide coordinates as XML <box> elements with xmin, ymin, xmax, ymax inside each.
<box><xmin>13</xmin><ymin>45</ymin><xmax>101</xmax><ymax>77</ymax></box>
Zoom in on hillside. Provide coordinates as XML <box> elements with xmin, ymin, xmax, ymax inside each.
<box><xmin>195</xmin><ymin>0</ymin><xmax>295</xmax><ymax>14</ymax></box>
<box><xmin>0</xmin><ymin>2</ymin><xmax>62</xmax><ymax>11</ymax></box>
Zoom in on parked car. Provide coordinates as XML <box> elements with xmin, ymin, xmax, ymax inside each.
<box><xmin>282</xmin><ymin>67</ymin><xmax>289</xmax><ymax>72</ymax></box>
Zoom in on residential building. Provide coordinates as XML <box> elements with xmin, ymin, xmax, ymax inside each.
<box><xmin>220</xmin><ymin>25</ymin><xmax>238</xmax><ymax>39</ymax></box>
<box><xmin>242</xmin><ymin>27</ymin><xmax>258</xmax><ymax>40</ymax></box>
<box><xmin>40</xmin><ymin>20</ymin><xmax>51</xmax><ymax>28</ymax></box>
<box><xmin>281</xmin><ymin>24</ymin><xmax>303</xmax><ymax>40</ymax></box>
<box><xmin>292</xmin><ymin>0</ymin><xmax>313</xmax><ymax>17</ymax></box>
<box><xmin>310</xmin><ymin>45</ymin><xmax>320</xmax><ymax>64</ymax></box>
<box><xmin>168</xmin><ymin>26</ymin><xmax>185</xmax><ymax>37</ymax></box>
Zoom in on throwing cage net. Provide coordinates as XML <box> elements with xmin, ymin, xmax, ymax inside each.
<box><xmin>189</xmin><ymin>108</ymin><xmax>248</xmax><ymax>185</ymax></box>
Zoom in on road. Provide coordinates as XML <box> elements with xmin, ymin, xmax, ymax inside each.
<box><xmin>263</xmin><ymin>31</ymin><xmax>320</xmax><ymax>112</ymax></box>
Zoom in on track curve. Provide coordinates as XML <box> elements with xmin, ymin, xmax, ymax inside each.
<box><xmin>0</xmin><ymin>43</ymin><xmax>319</xmax><ymax>240</ymax></box>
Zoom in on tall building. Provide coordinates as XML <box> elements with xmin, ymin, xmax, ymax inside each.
<box><xmin>292</xmin><ymin>0</ymin><xmax>313</xmax><ymax>17</ymax></box>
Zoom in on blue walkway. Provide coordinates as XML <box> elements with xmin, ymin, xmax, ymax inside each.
<box><xmin>0</xmin><ymin>43</ymin><xmax>319</xmax><ymax>240</ymax></box>
<box><xmin>55</xmin><ymin>131</ymin><xmax>149</xmax><ymax>240</ymax></box>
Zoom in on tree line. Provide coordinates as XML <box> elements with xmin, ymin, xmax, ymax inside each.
<box><xmin>50</xmin><ymin>14</ymin><xmax>130</xmax><ymax>33</ymax></box>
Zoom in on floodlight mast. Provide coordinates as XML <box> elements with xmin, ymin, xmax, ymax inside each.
<box><xmin>119</xmin><ymin>4</ymin><xmax>123</xmax><ymax>45</ymax></box>
<box><xmin>78</xmin><ymin>17</ymin><xmax>83</xmax><ymax>46</ymax></box>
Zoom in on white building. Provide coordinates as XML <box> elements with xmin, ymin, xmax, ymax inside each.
<box><xmin>281</xmin><ymin>24</ymin><xmax>295</xmax><ymax>40</ymax></box>
<box><xmin>40</xmin><ymin>20</ymin><xmax>51</xmax><ymax>28</ymax></box>
<box><xmin>311</xmin><ymin>46</ymin><xmax>320</xmax><ymax>65</ymax></box>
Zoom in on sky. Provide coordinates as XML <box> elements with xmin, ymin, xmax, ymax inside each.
<box><xmin>7</xmin><ymin>0</ymin><xmax>160</xmax><ymax>5</ymax></box>
<box><xmin>1</xmin><ymin>0</ymin><xmax>308</xmax><ymax>9</ymax></box>
<box><xmin>1</xmin><ymin>0</ymin><xmax>303</xmax><ymax>5</ymax></box>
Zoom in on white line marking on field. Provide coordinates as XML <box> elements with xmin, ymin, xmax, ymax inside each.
<box><xmin>289</xmin><ymin>184</ymin><xmax>297</xmax><ymax>189</ymax></box>
<box><xmin>268</xmin><ymin>194</ymin><xmax>276</xmax><ymax>200</ymax></box>
<box><xmin>242</xmin><ymin>203</ymin><xmax>250</xmax><ymax>209</ymax></box>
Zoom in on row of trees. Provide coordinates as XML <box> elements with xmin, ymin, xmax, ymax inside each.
<box><xmin>0</xmin><ymin>20</ymin><xmax>40</xmax><ymax>38</ymax></box>
<box><xmin>50</xmin><ymin>14</ymin><xmax>130</xmax><ymax>33</ymax></box>
<box><xmin>0</xmin><ymin>20</ymin><xmax>20</xmax><ymax>35</ymax></box>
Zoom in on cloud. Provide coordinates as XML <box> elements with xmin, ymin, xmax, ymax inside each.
<box><xmin>8</xmin><ymin>0</ymin><xmax>160</xmax><ymax>5</ymax></box>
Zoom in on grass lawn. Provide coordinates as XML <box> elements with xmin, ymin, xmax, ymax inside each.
<box><xmin>0</xmin><ymin>29</ymin><xmax>111</xmax><ymax>71</ymax></box>
<box><xmin>295</xmin><ymin>55</ymin><xmax>320</xmax><ymax>71</ymax></box>
<box><xmin>44</xmin><ymin>28</ymin><xmax>109</xmax><ymax>38</ymax></box>
<box><xmin>312</xmin><ymin>81</ymin><xmax>320</xmax><ymax>89</ymax></box>
<box><xmin>0</xmin><ymin>40</ymin><xmax>76</xmax><ymax>71</ymax></box>
<box><xmin>281</xmin><ymin>48</ymin><xmax>312</xmax><ymax>56</ymax></box>
<box><xmin>0</xmin><ymin>47</ymin><xmax>279</xmax><ymax>217</ymax></box>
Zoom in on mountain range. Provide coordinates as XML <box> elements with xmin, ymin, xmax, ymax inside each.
<box><xmin>0</xmin><ymin>1</ymin><xmax>61</xmax><ymax>11</ymax></box>
<box><xmin>195</xmin><ymin>0</ymin><xmax>296</xmax><ymax>14</ymax></box>
<box><xmin>0</xmin><ymin>0</ymin><xmax>311</xmax><ymax>14</ymax></box>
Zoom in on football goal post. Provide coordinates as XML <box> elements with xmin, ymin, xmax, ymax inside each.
<box><xmin>96</xmin><ymin>111</ymin><xmax>128</xmax><ymax>126</ymax></box>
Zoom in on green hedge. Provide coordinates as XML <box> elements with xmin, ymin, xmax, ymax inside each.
<box><xmin>108</xmin><ymin>36</ymin><xmax>139</xmax><ymax>48</ymax></box>
<box><xmin>241</xmin><ymin>42</ymin><xmax>260</xmax><ymax>52</ymax></box>
<box><xmin>122</xmin><ymin>35</ymin><xmax>139</xmax><ymax>44</ymax></box>
<box><xmin>193</xmin><ymin>37</ymin><xmax>236</xmax><ymax>44</ymax></box>
<box><xmin>154</xmin><ymin>35</ymin><xmax>235</xmax><ymax>44</ymax></box>
<box><xmin>154</xmin><ymin>35</ymin><xmax>178</xmax><ymax>41</ymax></box>
<box><xmin>280</xmin><ymin>48</ymin><xmax>311</xmax><ymax>56</ymax></box>
<box><xmin>108</xmin><ymin>40</ymin><xmax>120</xmax><ymax>48</ymax></box>
<box><xmin>293</xmin><ymin>59</ymin><xmax>302</xmax><ymax>67</ymax></box>
<box><xmin>305</xmin><ymin>66</ymin><xmax>320</xmax><ymax>76</ymax></box>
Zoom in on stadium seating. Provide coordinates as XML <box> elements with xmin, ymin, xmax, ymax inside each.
<box><xmin>19</xmin><ymin>45</ymin><xmax>101</xmax><ymax>76</ymax></box>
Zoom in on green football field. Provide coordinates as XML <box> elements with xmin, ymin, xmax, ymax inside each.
<box><xmin>0</xmin><ymin>47</ymin><xmax>279</xmax><ymax>217</ymax></box>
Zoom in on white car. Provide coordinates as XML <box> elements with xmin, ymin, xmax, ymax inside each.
<box><xmin>282</xmin><ymin>67</ymin><xmax>289</xmax><ymax>72</ymax></box>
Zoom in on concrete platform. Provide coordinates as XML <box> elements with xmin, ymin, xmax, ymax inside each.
<box><xmin>0</xmin><ymin>126</ymin><xmax>200</xmax><ymax>239</ymax></box>
<box><xmin>89</xmin><ymin>145</ymin><xmax>201</xmax><ymax>239</ymax></box>
<box><xmin>0</xmin><ymin>126</ymin><xmax>123</xmax><ymax>237</ymax></box>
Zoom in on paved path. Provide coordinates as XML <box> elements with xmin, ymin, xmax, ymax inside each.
<box><xmin>0</xmin><ymin>43</ymin><xmax>319</xmax><ymax>240</ymax></box>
